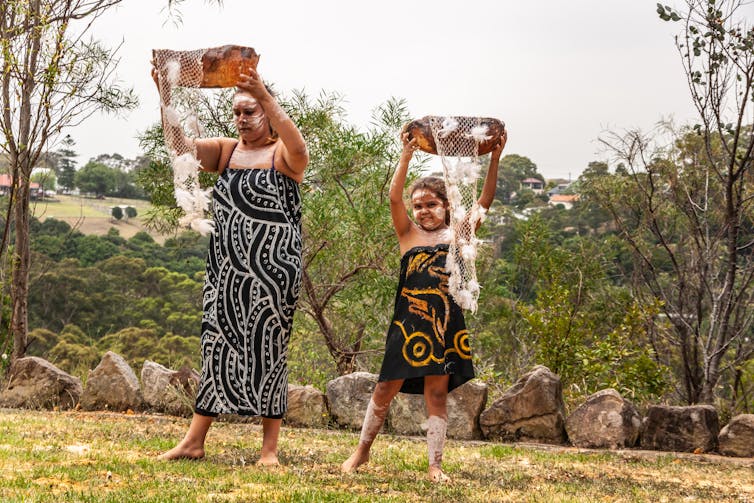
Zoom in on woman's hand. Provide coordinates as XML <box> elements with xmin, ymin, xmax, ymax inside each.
<box><xmin>150</xmin><ymin>61</ymin><xmax>160</xmax><ymax>90</ymax></box>
<box><xmin>237</xmin><ymin>68</ymin><xmax>271</xmax><ymax>102</ymax></box>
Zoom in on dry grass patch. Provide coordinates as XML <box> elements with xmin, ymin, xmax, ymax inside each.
<box><xmin>0</xmin><ymin>408</ymin><xmax>751</xmax><ymax>502</ymax></box>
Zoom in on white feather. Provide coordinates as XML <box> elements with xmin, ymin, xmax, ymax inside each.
<box><xmin>165</xmin><ymin>60</ymin><xmax>181</xmax><ymax>86</ymax></box>
<box><xmin>461</xmin><ymin>244</ymin><xmax>477</xmax><ymax>261</ymax></box>
<box><xmin>185</xmin><ymin>114</ymin><xmax>204</xmax><ymax>137</ymax></box>
<box><xmin>454</xmin><ymin>289</ymin><xmax>474</xmax><ymax>310</ymax></box>
<box><xmin>438</xmin><ymin>117</ymin><xmax>459</xmax><ymax>138</ymax></box>
<box><xmin>469</xmin><ymin>125</ymin><xmax>491</xmax><ymax>142</ymax></box>
<box><xmin>447</xmin><ymin>185</ymin><xmax>462</xmax><ymax>205</ymax></box>
<box><xmin>190</xmin><ymin>218</ymin><xmax>215</xmax><ymax>236</ymax></box>
<box><xmin>164</xmin><ymin>106</ymin><xmax>181</xmax><ymax>127</ymax></box>
<box><xmin>191</xmin><ymin>187</ymin><xmax>212</xmax><ymax>212</ymax></box>
<box><xmin>172</xmin><ymin>154</ymin><xmax>201</xmax><ymax>185</ymax></box>
<box><xmin>174</xmin><ymin>188</ymin><xmax>194</xmax><ymax>211</ymax></box>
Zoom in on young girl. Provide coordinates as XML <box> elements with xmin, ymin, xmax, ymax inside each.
<box><xmin>341</xmin><ymin>128</ymin><xmax>506</xmax><ymax>481</ymax></box>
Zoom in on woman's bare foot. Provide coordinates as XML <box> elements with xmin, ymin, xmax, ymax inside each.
<box><xmin>157</xmin><ymin>443</ymin><xmax>205</xmax><ymax>461</ymax></box>
<box><xmin>341</xmin><ymin>450</ymin><xmax>369</xmax><ymax>473</ymax></box>
<box><xmin>428</xmin><ymin>465</ymin><xmax>450</xmax><ymax>482</ymax></box>
<box><xmin>257</xmin><ymin>452</ymin><xmax>280</xmax><ymax>466</ymax></box>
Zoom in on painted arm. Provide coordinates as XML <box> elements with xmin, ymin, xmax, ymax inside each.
<box><xmin>237</xmin><ymin>69</ymin><xmax>309</xmax><ymax>177</ymax></box>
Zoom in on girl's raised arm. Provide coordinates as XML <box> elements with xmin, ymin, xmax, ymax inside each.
<box><xmin>390</xmin><ymin>131</ymin><xmax>418</xmax><ymax>238</ymax></box>
<box><xmin>477</xmin><ymin>129</ymin><xmax>507</xmax><ymax>210</ymax></box>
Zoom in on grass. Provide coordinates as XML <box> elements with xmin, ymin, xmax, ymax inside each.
<box><xmin>0</xmin><ymin>409</ymin><xmax>752</xmax><ymax>502</ymax></box>
<box><xmin>30</xmin><ymin>195</ymin><xmax>169</xmax><ymax>242</ymax></box>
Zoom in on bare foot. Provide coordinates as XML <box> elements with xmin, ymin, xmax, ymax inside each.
<box><xmin>257</xmin><ymin>453</ymin><xmax>280</xmax><ymax>466</ymax></box>
<box><xmin>341</xmin><ymin>451</ymin><xmax>369</xmax><ymax>473</ymax></box>
<box><xmin>428</xmin><ymin>465</ymin><xmax>450</xmax><ymax>483</ymax></box>
<box><xmin>157</xmin><ymin>444</ymin><xmax>205</xmax><ymax>461</ymax></box>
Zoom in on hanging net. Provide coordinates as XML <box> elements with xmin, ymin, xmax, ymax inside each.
<box><xmin>408</xmin><ymin>115</ymin><xmax>505</xmax><ymax>312</ymax></box>
<box><xmin>152</xmin><ymin>45</ymin><xmax>260</xmax><ymax>234</ymax></box>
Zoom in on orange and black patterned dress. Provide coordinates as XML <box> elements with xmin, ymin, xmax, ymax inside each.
<box><xmin>378</xmin><ymin>244</ymin><xmax>475</xmax><ymax>394</ymax></box>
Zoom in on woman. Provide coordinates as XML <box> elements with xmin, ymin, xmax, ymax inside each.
<box><xmin>155</xmin><ymin>65</ymin><xmax>309</xmax><ymax>465</ymax></box>
<box><xmin>341</xmin><ymin>129</ymin><xmax>505</xmax><ymax>481</ymax></box>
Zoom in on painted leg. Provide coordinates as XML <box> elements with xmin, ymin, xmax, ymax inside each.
<box><xmin>424</xmin><ymin>375</ymin><xmax>450</xmax><ymax>482</ymax></box>
<box><xmin>341</xmin><ymin>379</ymin><xmax>403</xmax><ymax>473</ymax></box>
<box><xmin>157</xmin><ymin>412</ymin><xmax>214</xmax><ymax>460</ymax></box>
<box><xmin>258</xmin><ymin>417</ymin><xmax>282</xmax><ymax>466</ymax></box>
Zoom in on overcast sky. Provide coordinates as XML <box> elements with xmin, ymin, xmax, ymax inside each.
<box><xmin>65</xmin><ymin>0</ymin><xmax>754</xmax><ymax>180</ymax></box>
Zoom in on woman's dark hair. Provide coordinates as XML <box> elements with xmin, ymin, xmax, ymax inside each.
<box><xmin>233</xmin><ymin>85</ymin><xmax>279</xmax><ymax>141</ymax></box>
<box><xmin>409</xmin><ymin>176</ymin><xmax>450</xmax><ymax>225</ymax></box>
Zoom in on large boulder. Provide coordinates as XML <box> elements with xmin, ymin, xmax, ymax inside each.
<box><xmin>718</xmin><ymin>414</ymin><xmax>754</xmax><ymax>458</ymax></box>
<box><xmin>0</xmin><ymin>356</ymin><xmax>82</xmax><ymax>410</ymax></box>
<box><xmin>285</xmin><ymin>384</ymin><xmax>329</xmax><ymax>428</ymax></box>
<box><xmin>565</xmin><ymin>389</ymin><xmax>642</xmax><ymax>449</ymax></box>
<box><xmin>326</xmin><ymin>372</ymin><xmax>377</xmax><ymax>430</ymax></box>
<box><xmin>80</xmin><ymin>351</ymin><xmax>143</xmax><ymax>412</ymax></box>
<box><xmin>479</xmin><ymin>365</ymin><xmax>567</xmax><ymax>444</ymax></box>
<box><xmin>141</xmin><ymin>361</ymin><xmax>199</xmax><ymax>417</ymax></box>
<box><xmin>641</xmin><ymin>405</ymin><xmax>719</xmax><ymax>453</ymax></box>
<box><xmin>388</xmin><ymin>380</ymin><xmax>488</xmax><ymax>439</ymax></box>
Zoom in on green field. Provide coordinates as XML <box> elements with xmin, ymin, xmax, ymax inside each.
<box><xmin>30</xmin><ymin>195</ymin><xmax>168</xmax><ymax>242</ymax></box>
<box><xmin>0</xmin><ymin>409</ymin><xmax>751</xmax><ymax>502</ymax></box>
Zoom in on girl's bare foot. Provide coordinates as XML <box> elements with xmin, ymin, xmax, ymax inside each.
<box><xmin>157</xmin><ymin>444</ymin><xmax>205</xmax><ymax>461</ymax></box>
<box><xmin>257</xmin><ymin>452</ymin><xmax>280</xmax><ymax>466</ymax></box>
<box><xmin>341</xmin><ymin>451</ymin><xmax>369</xmax><ymax>473</ymax></box>
<box><xmin>428</xmin><ymin>465</ymin><xmax>450</xmax><ymax>482</ymax></box>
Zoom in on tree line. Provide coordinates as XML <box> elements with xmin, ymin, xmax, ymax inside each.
<box><xmin>1</xmin><ymin>1</ymin><xmax>752</xmax><ymax>416</ymax></box>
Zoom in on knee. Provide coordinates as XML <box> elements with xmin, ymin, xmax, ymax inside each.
<box><xmin>372</xmin><ymin>381</ymin><xmax>399</xmax><ymax>406</ymax></box>
<box><xmin>425</xmin><ymin>388</ymin><xmax>447</xmax><ymax>409</ymax></box>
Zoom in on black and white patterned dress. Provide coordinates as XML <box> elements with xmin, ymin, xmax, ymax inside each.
<box><xmin>195</xmin><ymin>145</ymin><xmax>302</xmax><ymax>417</ymax></box>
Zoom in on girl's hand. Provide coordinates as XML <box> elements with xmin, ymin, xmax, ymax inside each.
<box><xmin>491</xmin><ymin>129</ymin><xmax>507</xmax><ymax>160</ymax></box>
<box><xmin>401</xmin><ymin>131</ymin><xmax>419</xmax><ymax>154</ymax></box>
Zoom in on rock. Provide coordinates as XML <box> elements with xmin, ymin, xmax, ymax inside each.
<box><xmin>0</xmin><ymin>356</ymin><xmax>82</xmax><ymax>410</ymax></box>
<box><xmin>80</xmin><ymin>351</ymin><xmax>143</xmax><ymax>412</ymax></box>
<box><xmin>479</xmin><ymin>365</ymin><xmax>567</xmax><ymax>444</ymax></box>
<box><xmin>641</xmin><ymin>404</ymin><xmax>719</xmax><ymax>453</ymax></box>
<box><xmin>387</xmin><ymin>392</ymin><xmax>426</xmax><ymax>436</ymax></box>
<box><xmin>447</xmin><ymin>381</ymin><xmax>489</xmax><ymax>440</ymax></box>
<box><xmin>565</xmin><ymin>389</ymin><xmax>642</xmax><ymax>449</ymax></box>
<box><xmin>326</xmin><ymin>372</ymin><xmax>377</xmax><ymax>430</ymax></box>
<box><xmin>388</xmin><ymin>380</ymin><xmax>488</xmax><ymax>439</ymax></box>
<box><xmin>141</xmin><ymin>361</ymin><xmax>199</xmax><ymax>417</ymax></box>
<box><xmin>285</xmin><ymin>384</ymin><xmax>329</xmax><ymax>428</ymax></box>
<box><xmin>718</xmin><ymin>414</ymin><xmax>754</xmax><ymax>457</ymax></box>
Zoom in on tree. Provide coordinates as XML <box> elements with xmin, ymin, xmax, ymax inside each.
<box><xmin>138</xmin><ymin>89</ymin><xmax>412</xmax><ymax>375</ymax></box>
<box><xmin>291</xmin><ymin>92</ymin><xmax>411</xmax><ymax>374</ymax></box>
<box><xmin>0</xmin><ymin>0</ymin><xmax>138</xmax><ymax>362</ymax></box>
<box><xmin>496</xmin><ymin>154</ymin><xmax>542</xmax><ymax>204</ymax></box>
<box><xmin>56</xmin><ymin>135</ymin><xmax>78</xmax><ymax>192</ymax></box>
<box><xmin>75</xmin><ymin>162</ymin><xmax>117</xmax><ymax>197</ymax></box>
<box><xmin>591</xmin><ymin>0</ymin><xmax>754</xmax><ymax>405</ymax></box>
<box><xmin>30</xmin><ymin>169</ymin><xmax>56</xmax><ymax>194</ymax></box>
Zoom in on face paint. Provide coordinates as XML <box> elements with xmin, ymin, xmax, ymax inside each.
<box><xmin>411</xmin><ymin>189</ymin><xmax>448</xmax><ymax>232</ymax></box>
<box><xmin>232</xmin><ymin>95</ymin><xmax>267</xmax><ymax>133</ymax></box>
